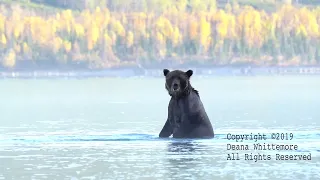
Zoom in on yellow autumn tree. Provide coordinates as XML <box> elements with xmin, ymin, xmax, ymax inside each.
<box><xmin>251</xmin><ymin>10</ymin><xmax>264</xmax><ymax>48</ymax></box>
<box><xmin>214</xmin><ymin>10</ymin><xmax>229</xmax><ymax>39</ymax></box>
<box><xmin>60</xmin><ymin>9</ymin><xmax>74</xmax><ymax>35</ymax></box>
<box><xmin>52</xmin><ymin>37</ymin><xmax>63</xmax><ymax>53</ymax></box>
<box><xmin>155</xmin><ymin>31</ymin><xmax>166</xmax><ymax>57</ymax></box>
<box><xmin>22</xmin><ymin>42</ymin><xmax>30</xmax><ymax>54</ymax></box>
<box><xmin>199</xmin><ymin>17</ymin><xmax>211</xmax><ymax>53</ymax></box>
<box><xmin>86</xmin><ymin>22</ymin><xmax>100</xmax><ymax>51</ymax></box>
<box><xmin>104</xmin><ymin>33</ymin><xmax>113</xmax><ymax>46</ymax></box>
<box><xmin>92</xmin><ymin>7</ymin><xmax>106</xmax><ymax>29</ymax></box>
<box><xmin>264</xmin><ymin>14</ymin><xmax>277</xmax><ymax>41</ymax></box>
<box><xmin>237</xmin><ymin>8</ymin><xmax>265</xmax><ymax>48</ymax></box>
<box><xmin>110</xmin><ymin>19</ymin><xmax>126</xmax><ymax>37</ymax></box>
<box><xmin>188</xmin><ymin>19</ymin><xmax>198</xmax><ymax>40</ymax></box>
<box><xmin>13</xmin><ymin>21</ymin><xmax>24</xmax><ymax>40</ymax></box>
<box><xmin>0</xmin><ymin>33</ymin><xmax>6</xmax><ymax>45</ymax></box>
<box><xmin>296</xmin><ymin>24</ymin><xmax>308</xmax><ymax>37</ymax></box>
<box><xmin>126</xmin><ymin>31</ymin><xmax>134</xmax><ymax>48</ymax></box>
<box><xmin>171</xmin><ymin>27</ymin><xmax>181</xmax><ymax>47</ymax></box>
<box><xmin>2</xmin><ymin>49</ymin><xmax>16</xmax><ymax>68</ymax></box>
<box><xmin>297</xmin><ymin>7</ymin><xmax>319</xmax><ymax>38</ymax></box>
<box><xmin>155</xmin><ymin>16</ymin><xmax>174</xmax><ymax>39</ymax></box>
<box><xmin>132</xmin><ymin>12</ymin><xmax>147</xmax><ymax>38</ymax></box>
<box><xmin>74</xmin><ymin>23</ymin><xmax>85</xmax><ymax>38</ymax></box>
<box><xmin>63</xmin><ymin>40</ymin><xmax>72</xmax><ymax>53</ymax></box>
<box><xmin>276</xmin><ymin>4</ymin><xmax>296</xmax><ymax>35</ymax></box>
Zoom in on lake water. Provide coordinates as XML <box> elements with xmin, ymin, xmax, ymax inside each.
<box><xmin>0</xmin><ymin>76</ymin><xmax>319</xmax><ymax>180</ymax></box>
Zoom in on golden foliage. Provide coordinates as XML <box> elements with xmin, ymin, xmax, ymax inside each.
<box><xmin>104</xmin><ymin>33</ymin><xmax>113</xmax><ymax>46</ymax></box>
<box><xmin>156</xmin><ymin>31</ymin><xmax>165</xmax><ymax>44</ymax></box>
<box><xmin>199</xmin><ymin>17</ymin><xmax>211</xmax><ymax>51</ymax></box>
<box><xmin>189</xmin><ymin>20</ymin><xmax>198</xmax><ymax>40</ymax></box>
<box><xmin>63</xmin><ymin>40</ymin><xmax>72</xmax><ymax>53</ymax></box>
<box><xmin>74</xmin><ymin>23</ymin><xmax>85</xmax><ymax>38</ymax></box>
<box><xmin>0</xmin><ymin>14</ymin><xmax>5</xmax><ymax>33</ymax></box>
<box><xmin>171</xmin><ymin>27</ymin><xmax>181</xmax><ymax>47</ymax></box>
<box><xmin>126</xmin><ymin>31</ymin><xmax>134</xmax><ymax>48</ymax></box>
<box><xmin>22</xmin><ymin>42</ymin><xmax>29</xmax><ymax>54</ymax></box>
<box><xmin>2</xmin><ymin>49</ymin><xmax>16</xmax><ymax>68</ymax></box>
<box><xmin>0</xmin><ymin>2</ymin><xmax>319</xmax><ymax>68</ymax></box>
<box><xmin>1</xmin><ymin>33</ymin><xmax>6</xmax><ymax>45</ymax></box>
<box><xmin>53</xmin><ymin>37</ymin><xmax>63</xmax><ymax>53</ymax></box>
<box><xmin>110</xmin><ymin>19</ymin><xmax>125</xmax><ymax>37</ymax></box>
<box><xmin>155</xmin><ymin>16</ymin><xmax>173</xmax><ymax>38</ymax></box>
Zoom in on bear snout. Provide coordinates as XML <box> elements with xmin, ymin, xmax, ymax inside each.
<box><xmin>172</xmin><ymin>83</ymin><xmax>179</xmax><ymax>91</ymax></box>
<box><xmin>171</xmin><ymin>79</ymin><xmax>180</xmax><ymax>92</ymax></box>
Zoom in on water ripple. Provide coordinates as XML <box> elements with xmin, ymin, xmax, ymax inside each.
<box><xmin>0</xmin><ymin>130</ymin><xmax>319</xmax><ymax>180</ymax></box>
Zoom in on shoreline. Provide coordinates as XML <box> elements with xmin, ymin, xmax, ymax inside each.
<box><xmin>1</xmin><ymin>66</ymin><xmax>320</xmax><ymax>79</ymax></box>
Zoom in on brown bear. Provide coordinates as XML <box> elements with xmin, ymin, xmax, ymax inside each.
<box><xmin>159</xmin><ymin>69</ymin><xmax>214</xmax><ymax>139</ymax></box>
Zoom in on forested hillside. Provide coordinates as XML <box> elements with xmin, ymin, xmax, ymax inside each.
<box><xmin>0</xmin><ymin>0</ymin><xmax>320</xmax><ymax>70</ymax></box>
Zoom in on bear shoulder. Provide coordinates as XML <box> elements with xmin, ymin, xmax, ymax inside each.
<box><xmin>191</xmin><ymin>87</ymin><xmax>199</xmax><ymax>97</ymax></box>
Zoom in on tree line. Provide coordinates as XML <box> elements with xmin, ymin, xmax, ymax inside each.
<box><xmin>0</xmin><ymin>1</ymin><xmax>320</xmax><ymax>70</ymax></box>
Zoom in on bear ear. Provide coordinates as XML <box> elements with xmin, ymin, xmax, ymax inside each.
<box><xmin>163</xmin><ymin>69</ymin><xmax>170</xmax><ymax>76</ymax></box>
<box><xmin>185</xmin><ymin>70</ymin><xmax>193</xmax><ymax>78</ymax></box>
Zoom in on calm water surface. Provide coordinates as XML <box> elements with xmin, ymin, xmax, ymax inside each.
<box><xmin>0</xmin><ymin>76</ymin><xmax>319</xmax><ymax>180</ymax></box>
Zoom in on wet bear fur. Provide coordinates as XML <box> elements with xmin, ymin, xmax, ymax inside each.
<box><xmin>159</xmin><ymin>69</ymin><xmax>214</xmax><ymax>139</ymax></box>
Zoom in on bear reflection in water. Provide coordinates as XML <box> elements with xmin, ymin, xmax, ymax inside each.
<box><xmin>166</xmin><ymin>141</ymin><xmax>209</xmax><ymax>178</ymax></box>
<box><xmin>167</xmin><ymin>141</ymin><xmax>199</xmax><ymax>153</ymax></box>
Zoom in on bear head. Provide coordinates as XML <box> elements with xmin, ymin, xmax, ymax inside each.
<box><xmin>163</xmin><ymin>69</ymin><xmax>193</xmax><ymax>98</ymax></box>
